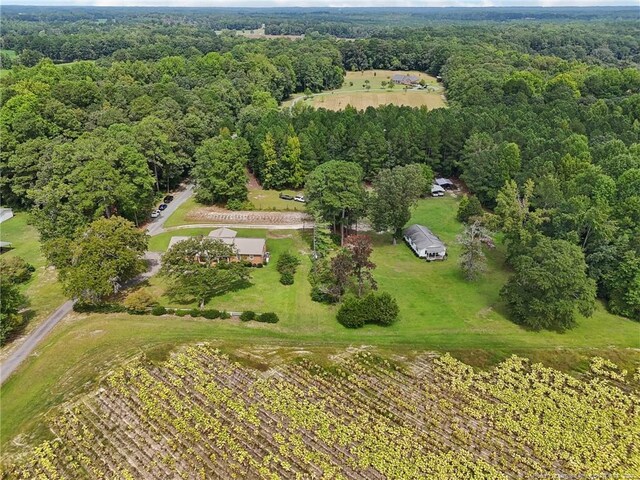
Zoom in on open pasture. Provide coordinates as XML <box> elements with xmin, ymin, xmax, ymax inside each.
<box><xmin>284</xmin><ymin>69</ymin><xmax>446</xmax><ymax>111</ymax></box>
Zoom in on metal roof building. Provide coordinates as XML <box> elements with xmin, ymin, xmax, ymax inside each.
<box><xmin>403</xmin><ymin>224</ymin><xmax>446</xmax><ymax>261</ymax></box>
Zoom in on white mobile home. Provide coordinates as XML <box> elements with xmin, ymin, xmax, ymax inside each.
<box><xmin>403</xmin><ymin>224</ymin><xmax>446</xmax><ymax>261</ymax></box>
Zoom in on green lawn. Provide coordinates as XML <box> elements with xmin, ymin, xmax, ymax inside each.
<box><xmin>0</xmin><ymin>214</ymin><xmax>64</xmax><ymax>348</ymax></box>
<box><xmin>2</xmin><ymin>197</ymin><xmax>640</xmax><ymax>458</ymax></box>
<box><xmin>162</xmin><ymin>197</ymin><xmax>200</xmax><ymax>227</ymax></box>
<box><xmin>248</xmin><ymin>187</ymin><xmax>306</xmax><ymax>211</ymax></box>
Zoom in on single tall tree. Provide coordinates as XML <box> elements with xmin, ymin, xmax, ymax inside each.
<box><xmin>457</xmin><ymin>221</ymin><xmax>492</xmax><ymax>281</ymax></box>
<box><xmin>344</xmin><ymin>235</ymin><xmax>377</xmax><ymax>297</ymax></box>
<box><xmin>369</xmin><ymin>164</ymin><xmax>427</xmax><ymax>244</ymax></box>
<box><xmin>500</xmin><ymin>236</ymin><xmax>596</xmax><ymax>331</ymax></box>
<box><xmin>161</xmin><ymin>237</ymin><xmax>250</xmax><ymax>308</ymax></box>
<box><xmin>306</xmin><ymin>161</ymin><xmax>366</xmax><ymax>245</ymax></box>
<box><xmin>192</xmin><ymin>132</ymin><xmax>250</xmax><ymax>207</ymax></box>
<box><xmin>45</xmin><ymin>217</ymin><xmax>148</xmax><ymax>303</ymax></box>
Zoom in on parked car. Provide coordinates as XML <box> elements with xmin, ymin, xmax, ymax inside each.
<box><xmin>279</xmin><ymin>193</ymin><xmax>294</xmax><ymax>200</ymax></box>
<box><xmin>158</xmin><ymin>204</ymin><xmax>168</xmax><ymax>211</ymax></box>
<box><xmin>150</xmin><ymin>210</ymin><xmax>161</xmax><ymax>218</ymax></box>
<box><xmin>294</xmin><ymin>195</ymin><xmax>305</xmax><ymax>203</ymax></box>
<box><xmin>163</xmin><ymin>195</ymin><xmax>174</xmax><ymax>203</ymax></box>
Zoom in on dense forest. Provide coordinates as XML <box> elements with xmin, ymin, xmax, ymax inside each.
<box><xmin>1</xmin><ymin>7</ymin><xmax>639</xmax><ymax>328</ymax></box>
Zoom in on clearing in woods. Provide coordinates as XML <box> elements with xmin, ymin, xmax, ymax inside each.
<box><xmin>11</xmin><ymin>345</ymin><xmax>640</xmax><ymax>478</ymax></box>
<box><xmin>284</xmin><ymin>70</ymin><xmax>447</xmax><ymax>111</ymax></box>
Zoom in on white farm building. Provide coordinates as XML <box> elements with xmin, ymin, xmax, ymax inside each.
<box><xmin>403</xmin><ymin>224</ymin><xmax>447</xmax><ymax>261</ymax></box>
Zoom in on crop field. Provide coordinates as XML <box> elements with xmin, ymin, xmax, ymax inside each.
<box><xmin>10</xmin><ymin>345</ymin><xmax>639</xmax><ymax>479</ymax></box>
<box><xmin>284</xmin><ymin>70</ymin><xmax>446</xmax><ymax>111</ymax></box>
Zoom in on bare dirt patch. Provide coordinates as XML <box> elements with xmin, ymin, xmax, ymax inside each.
<box><xmin>185</xmin><ymin>208</ymin><xmax>312</xmax><ymax>225</ymax></box>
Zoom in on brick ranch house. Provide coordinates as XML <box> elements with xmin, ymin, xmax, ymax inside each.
<box><xmin>168</xmin><ymin>228</ymin><xmax>269</xmax><ymax>265</ymax></box>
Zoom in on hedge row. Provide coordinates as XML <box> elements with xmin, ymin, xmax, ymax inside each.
<box><xmin>239</xmin><ymin>311</ymin><xmax>279</xmax><ymax>323</ymax></box>
<box><xmin>74</xmin><ymin>303</ymin><xmax>278</xmax><ymax>323</ymax></box>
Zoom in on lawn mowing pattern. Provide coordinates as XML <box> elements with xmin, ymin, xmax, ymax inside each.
<box><xmin>12</xmin><ymin>346</ymin><xmax>639</xmax><ymax>479</ymax></box>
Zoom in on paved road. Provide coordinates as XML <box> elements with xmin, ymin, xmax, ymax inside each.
<box><xmin>146</xmin><ymin>184</ymin><xmax>194</xmax><ymax>236</ymax></box>
<box><xmin>0</xmin><ymin>300</ymin><xmax>75</xmax><ymax>385</ymax></box>
<box><xmin>0</xmin><ymin>186</ymin><xmax>194</xmax><ymax>385</ymax></box>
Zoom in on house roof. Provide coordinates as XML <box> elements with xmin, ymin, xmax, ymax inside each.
<box><xmin>167</xmin><ymin>233</ymin><xmax>266</xmax><ymax>257</ymax></box>
<box><xmin>403</xmin><ymin>224</ymin><xmax>446</xmax><ymax>254</ymax></box>
<box><xmin>208</xmin><ymin>227</ymin><xmax>237</xmax><ymax>239</ymax></box>
<box><xmin>167</xmin><ymin>236</ymin><xmax>191</xmax><ymax>249</ymax></box>
<box><xmin>391</xmin><ymin>73</ymin><xmax>419</xmax><ymax>83</ymax></box>
<box><xmin>435</xmin><ymin>177</ymin><xmax>455</xmax><ymax>187</ymax></box>
<box><xmin>229</xmin><ymin>237</ymin><xmax>266</xmax><ymax>256</ymax></box>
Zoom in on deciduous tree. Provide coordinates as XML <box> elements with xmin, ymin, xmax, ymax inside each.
<box><xmin>500</xmin><ymin>236</ymin><xmax>596</xmax><ymax>331</ymax></box>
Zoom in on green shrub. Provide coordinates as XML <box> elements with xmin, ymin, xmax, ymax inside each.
<box><xmin>277</xmin><ymin>251</ymin><xmax>300</xmax><ymax>284</ymax></box>
<box><xmin>366</xmin><ymin>292</ymin><xmax>400</xmax><ymax>326</ymax></box>
<box><xmin>151</xmin><ymin>305</ymin><xmax>167</xmax><ymax>316</ymax></box>
<box><xmin>201</xmin><ymin>309</ymin><xmax>220</xmax><ymax>319</ymax></box>
<box><xmin>336</xmin><ymin>293</ymin><xmax>399</xmax><ymax>328</ymax></box>
<box><xmin>220</xmin><ymin>310</ymin><xmax>231</xmax><ymax>319</ymax></box>
<box><xmin>240</xmin><ymin>311</ymin><xmax>256</xmax><ymax>321</ymax></box>
<box><xmin>257</xmin><ymin>312</ymin><xmax>279</xmax><ymax>323</ymax></box>
<box><xmin>277</xmin><ymin>252</ymin><xmax>300</xmax><ymax>274</ymax></box>
<box><xmin>165</xmin><ymin>308</ymin><xmax>175</xmax><ymax>315</ymax></box>
<box><xmin>457</xmin><ymin>195</ymin><xmax>484</xmax><ymax>223</ymax></box>
<box><xmin>123</xmin><ymin>288</ymin><xmax>156</xmax><ymax>313</ymax></box>
<box><xmin>189</xmin><ymin>308</ymin><xmax>201</xmax><ymax>317</ymax></box>
<box><xmin>0</xmin><ymin>256</ymin><xmax>35</xmax><ymax>284</ymax></box>
<box><xmin>280</xmin><ymin>272</ymin><xmax>294</xmax><ymax>285</ymax></box>
<box><xmin>336</xmin><ymin>296</ymin><xmax>367</xmax><ymax>328</ymax></box>
<box><xmin>175</xmin><ymin>309</ymin><xmax>189</xmax><ymax>317</ymax></box>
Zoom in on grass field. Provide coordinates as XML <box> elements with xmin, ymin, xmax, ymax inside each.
<box><xmin>2</xmin><ymin>196</ymin><xmax>639</xmax><ymax>458</ymax></box>
<box><xmin>248</xmin><ymin>187</ymin><xmax>305</xmax><ymax>211</ymax></box>
<box><xmin>0</xmin><ymin>214</ymin><xmax>64</xmax><ymax>357</ymax></box>
<box><xmin>283</xmin><ymin>70</ymin><xmax>447</xmax><ymax>111</ymax></box>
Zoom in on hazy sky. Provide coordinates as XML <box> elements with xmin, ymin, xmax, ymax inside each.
<box><xmin>4</xmin><ymin>0</ymin><xmax>640</xmax><ymax>7</ymax></box>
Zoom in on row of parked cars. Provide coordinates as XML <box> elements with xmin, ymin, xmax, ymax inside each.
<box><xmin>279</xmin><ymin>193</ymin><xmax>305</xmax><ymax>203</ymax></box>
<box><xmin>150</xmin><ymin>195</ymin><xmax>174</xmax><ymax>218</ymax></box>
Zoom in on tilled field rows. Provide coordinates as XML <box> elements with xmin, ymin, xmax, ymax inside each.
<box><xmin>12</xmin><ymin>347</ymin><xmax>640</xmax><ymax>479</ymax></box>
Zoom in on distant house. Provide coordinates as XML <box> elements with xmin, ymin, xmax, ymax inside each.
<box><xmin>403</xmin><ymin>224</ymin><xmax>446</xmax><ymax>261</ymax></box>
<box><xmin>391</xmin><ymin>74</ymin><xmax>420</xmax><ymax>86</ymax></box>
<box><xmin>168</xmin><ymin>228</ymin><xmax>269</xmax><ymax>265</ymax></box>
<box><xmin>434</xmin><ymin>178</ymin><xmax>456</xmax><ymax>190</ymax></box>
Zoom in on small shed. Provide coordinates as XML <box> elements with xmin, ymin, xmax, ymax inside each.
<box><xmin>435</xmin><ymin>178</ymin><xmax>456</xmax><ymax>190</ymax></box>
<box><xmin>403</xmin><ymin>224</ymin><xmax>446</xmax><ymax>261</ymax></box>
<box><xmin>0</xmin><ymin>241</ymin><xmax>13</xmax><ymax>252</ymax></box>
<box><xmin>431</xmin><ymin>184</ymin><xmax>445</xmax><ymax>197</ymax></box>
